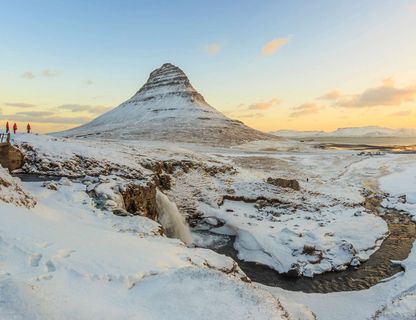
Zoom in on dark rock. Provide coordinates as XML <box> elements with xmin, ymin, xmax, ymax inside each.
<box><xmin>302</xmin><ymin>245</ymin><xmax>316</xmax><ymax>255</ymax></box>
<box><xmin>158</xmin><ymin>174</ymin><xmax>171</xmax><ymax>190</ymax></box>
<box><xmin>286</xmin><ymin>264</ymin><xmax>302</xmax><ymax>278</ymax></box>
<box><xmin>267</xmin><ymin>177</ymin><xmax>300</xmax><ymax>191</ymax></box>
<box><xmin>121</xmin><ymin>182</ymin><xmax>158</xmax><ymax>220</ymax></box>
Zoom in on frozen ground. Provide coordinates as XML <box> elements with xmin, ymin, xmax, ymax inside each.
<box><xmin>380</xmin><ymin>162</ymin><xmax>416</xmax><ymax>222</ymax></box>
<box><xmin>0</xmin><ymin>168</ymin><xmax>294</xmax><ymax>319</ymax></box>
<box><xmin>1</xmin><ymin>133</ymin><xmax>415</xmax><ymax>319</ymax></box>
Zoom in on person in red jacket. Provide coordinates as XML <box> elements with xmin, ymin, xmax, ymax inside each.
<box><xmin>6</xmin><ymin>122</ymin><xmax>9</xmax><ymax>134</ymax></box>
<box><xmin>13</xmin><ymin>123</ymin><xmax>17</xmax><ymax>134</ymax></box>
<box><xmin>27</xmin><ymin>123</ymin><xmax>31</xmax><ymax>133</ymax></box>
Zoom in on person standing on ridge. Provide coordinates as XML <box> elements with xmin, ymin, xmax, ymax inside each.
<box><xmin>13</xmin><ymin>123</ymin><xmax>17</xmax><ymax>134</ymax></box>
<box><xmin>27</xmin><ymin>123</ymin><xmax>31</xmax><ymax>133</ymax></box>
<box><xmin>6</xmin><ymin>122</ymin><xmax>9</xmax><ymax>134</ymax></box>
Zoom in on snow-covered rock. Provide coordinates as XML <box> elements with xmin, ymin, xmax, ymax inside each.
<box><xmin>0</xmin><ymin>165</ymin><xmax>35</xmax><ymax>208</ymax></box>
<box><xmin>55</xmin><ymin>63</ymin><xmax>272</xmax><ymax>145</ymax></box>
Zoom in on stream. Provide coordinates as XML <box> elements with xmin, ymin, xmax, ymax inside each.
<box><xmin>194</xmin><ymin>209</ymin><xmax>416</xmax><ymax>293</ymax></box>
<box><xmin>14</xmin><ymin>173</ymin><xmax>416</xmax><ymax>293</ymax></box>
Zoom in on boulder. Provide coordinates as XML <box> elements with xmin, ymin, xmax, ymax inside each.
<box><xmin>267</xmin><ymin>177</ymin><xmax>300</xmax><ymax>191</ymax></box>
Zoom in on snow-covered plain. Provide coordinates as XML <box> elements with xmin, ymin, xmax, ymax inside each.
<box><xmin>1</xmin><ymin>133</ymin><xmax>415</xmax><ymax>319</ymax></box>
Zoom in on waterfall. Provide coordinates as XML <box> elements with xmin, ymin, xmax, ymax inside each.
<box><xmin>155</xmin><ymin>190</ymin><xmax>193</xmax><ymax>245</ymax></box>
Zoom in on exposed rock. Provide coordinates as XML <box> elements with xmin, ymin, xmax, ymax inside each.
<box><xmin>41</xmin><ymin>181</ymin><xmax>58</xmax><ymax>191</ymax></box>
<box><xmin>0</xmin><ymin>143</ymin><xmax>24</xmax><ymax>171</ymax></box>
<box><xmin>267</xmin><ymin>177</ymin><xmax>300</xmax><ymax>191</ymax></box>
<box><xmin>18</xmin><ymin>142</ymin><xmax>144</xmax><ymax>179</ymax></box>
<box><xmin>157</xmin><ymin>174</ymin><xmax>171</xmax><ymax>190</ymax></box>
<box><xmin>302</xmin><ymin>245</ymin><xmax>316</xmax><ymax>255</ymax></box>
<box><xmin>0</xmin><ymin>165</ymin><xmax>36</xmax><ymax>208</ymax></box>
<box><xmin>121</xmin><ymin>182</ymin><xmax>158</xmax><ymax>220</ymax></box>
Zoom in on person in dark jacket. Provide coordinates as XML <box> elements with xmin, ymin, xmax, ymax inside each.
<box><xmin>27</xmin><ymin>123</ymin><xmax>31</xmax><ymax>133</ymax></box>
<box><xmin>6</xmin><ymin>122</ymin><xmax>9</xmax><ymax>134</ymax></box>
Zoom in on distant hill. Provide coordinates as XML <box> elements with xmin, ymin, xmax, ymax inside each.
<box><xmin>271</xmin><ymin>126</ymin><xmax>416</xmax><ymax>138</ymax></box>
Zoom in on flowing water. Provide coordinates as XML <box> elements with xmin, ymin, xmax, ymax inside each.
<box><xmin>197</xmin><ymin>209</ymin><xmax>416</xmax><ymax>293</ymax></box>
<box><xmin>156</xmin><ymin>189</ymin><xmax>193</xmax><ymax>245</ymax></box>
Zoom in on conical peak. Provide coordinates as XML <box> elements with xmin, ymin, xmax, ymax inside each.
<box><xmin>137</xmin><ymin>63</ymin><xmax>191</xmax><ymax>92</ymax></box>
<box><xmin>133</xmin><ymin>63</ymin><xmax>204</xmax><ymax>103</ymax></box>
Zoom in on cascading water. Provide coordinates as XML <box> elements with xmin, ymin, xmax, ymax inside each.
<box><xmin>155</xmin><ymin>189</ymin><xmax>193</xmax><ymax>245</ymax></box>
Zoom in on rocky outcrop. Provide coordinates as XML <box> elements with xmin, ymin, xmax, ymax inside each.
<box><xmin>121</xmin><ymin>182</ymin><xmax>158</xmax><ymax>220</ymax></box>
<box><xmin>18</xmin><ymin>142</ymin><xmax>144</xmax><ymax>179</ymax></box>
<box><xmin>0</xmin><ymin>143</ymin><xmax>24</xmax><ymax>171</ymax></box>
<box><xmin>0</xmin><ymin>165</ymin><xmax>35</xmax><ymax>208</ymax></box>
<box><xmin>267</xmin><ymin>177</ymin><xmax>300</xmax><ymax>191</ymax></box>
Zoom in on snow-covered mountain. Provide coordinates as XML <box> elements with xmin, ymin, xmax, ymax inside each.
<box><xmin>271</xmin><ymin>126</ymin><xmax>416</xmax><ymax>138</ymax></box>
<box><xmin>57</xmin><ymin>63</ymin><xmax>272</xmax><ymax>145</ymax></box>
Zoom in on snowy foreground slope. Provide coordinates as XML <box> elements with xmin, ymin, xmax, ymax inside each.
<box><xmin>0</xmin><ymin>165</ymin><xmax>294</xmax><ymax>319</ymax></box>
<box><xmin>2</xmin><ymin>133</ymin><xmax>416</xmax><ymax>319</ymax></box>
<box><xmin>55</xmin><ymin>63</ymin><xmax>272</xmax><ymax>145</ymax></box>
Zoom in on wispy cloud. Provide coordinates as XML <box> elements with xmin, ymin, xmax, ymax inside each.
<box><xmin>21</xmin><ymin>72</ymin><xmax>35</xmax><ymax>80</ymax></box>
<box><xmin>390</xmin><ymin>109</ymin><xmax>412</xmax><ymax>117</ymax></box>
<box><xmin>10</xmin><ymin>113</ymin><xmax>91</xmax><ymax>124</ymax></box>
<box><xmin>225</xmin><ymin>98</ymin><xmax>281</xmax><ymax>120</ymax></box>
<box><xmin>224</xmin><ymin>111</ymin><xmax>264</xmax><ymax>119</ymax></box>
<box><xmin>289</xmin><ymin>103</ymin><xmax>321</xmax><ymax>118</ymax></box>
<box><xmin>41</xmin><ymin>69</ymin><xmax>59</xmax><ymax>78</ymax></box>
<box><xmin>4</xmin><ymin>102</ymin><xmax>37</xmax><ymax>108</ymax></box>
<box><xmin>248</xmin><ymin>98</ymin><xmax>281</xmax><ymax>110</ymax></box>
<box><xmin>318</xmin><ymin>90</ymin><xmax>342</xmax><ymax>100</ymax></box>
<box><xmin>20</xmin><ymin>69</ymin><xmax>60</xmax><ymax>79</ymax></box>
<box><xmin>334</xmin><ymin>80</ymin><xmax>416</xmax><ymax>108</ymax></box>
<box><xmin>58</xmin><ymin>104</ymin><xmax>111</xmax><ymax>114</ymax></box>
<box><xmin>261</xmin><ymin>37</ymin><xmax>289</xmax><ymax>56</ymax></box>
<box><xmin>4</xmin><ymin>102</ymin><xmax>109</xmax><ymax>126</ymax></box>
<box><xmin>85</xmin><ymin>80</ymin><xmax>94</xmax><ymax>85</ymax></box>
<box><xmin>16</xmin><ymin>111</ymin><xmax>54</xmax><ymax>117</ymax></box>
<box><xmin>205</xmin><ymin>42</ymin><xmax>222</xmax><ymax>55</ymax></box>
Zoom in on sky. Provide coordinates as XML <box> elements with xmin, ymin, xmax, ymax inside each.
<box><xmin>1</xmin><ymin>0</ymin><xmax>415</xmax><ymax>133</ymax></box>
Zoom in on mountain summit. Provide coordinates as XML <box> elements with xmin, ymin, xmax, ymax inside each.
<box><xmin>57</xmin><ymin>63</ymin><xmax>272</xmax><ymax>145</ymax></box>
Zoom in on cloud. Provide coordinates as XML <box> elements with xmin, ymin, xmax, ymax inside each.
<box><xmin>261</xmin><ymin>38</ymin><xmax>289</xmax><ymax>56</ymax></box>
<box><xmin>21</xmin><ymin>72</ymin><xmax>35</xmax><ymax>79</ymax></box>
<box><xmin>16</xmin><ymin>111</ymin><xmax>54</xmax><ymax>117</ymax></box>
<box><xmin>10</xmin><ymin>113</ymin><xmax>91</xmax><ymax>124</ymax></box>
<box><xmin>390</xmin><ymin>109</ymin><xmax>412</xmax><ymax>117</ymax></box>
<box><xmin>4</xmin><ymin>102</ymin><xmax>37</xmax><ymax>108</ymax></box>
<box><xmin>319</xmin><ymin>90</ymin><xmax>342</xmax><ymax>100</ymax></box>
<box><xmin>289</xmin><ymin>103</ymin><xmax>321</xmax><ymax>118</ymax></box>
<box><xmin>41</xmin><ymin>69</ymin><xmax>59</xmax><ymax>77</ymax></box>
<box><xmin>205</xmin><ymin>43</ymin><xmax>222</xmax><ymax>55</ymax></box>
<box><xmin>248</xmin><ymin>98</ymin><xmax>281</xmax><ymax>110</ymax></box>
<box><xmin>20</xmin><ymin>69</ymin><xmax>60</xmax><ymax>79</ymax></box>
<box><xmin>58</xmin><ymin>104</ymin><xmax>111</xmax><ymax>114</ymax></box>
<box><xmin>85</xmin><ymin>80</ymin><xmax>94</xmax><ymax>85</ymax></box>
<box><xmin>335</xmin><ymin>81</ymin><xmax>416</xmax><ymax>108</ymax></box>
<box><xmin>235</xmin><ymin>112</ymin><xmax>264</xmax><ymax>118</ymax></box>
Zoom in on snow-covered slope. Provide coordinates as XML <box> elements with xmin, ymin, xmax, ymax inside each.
<box><xmin>271</xmin><ymin>126</ymin><xmax>416</xmax><ymax>138</ymax></box>
<box><xmin>57</xmin><ymin>63</ymin><xmax>272</xmax><ymax>145</ymax></box>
